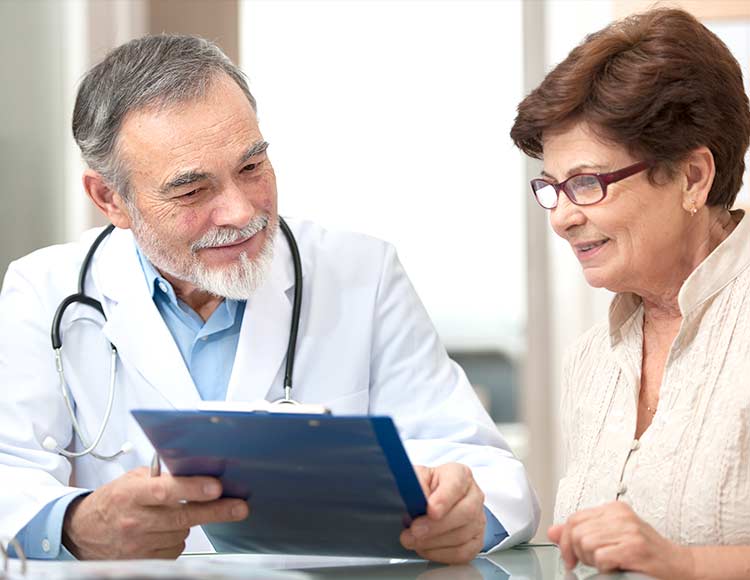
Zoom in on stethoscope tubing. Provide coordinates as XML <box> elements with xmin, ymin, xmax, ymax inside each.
<box><xmin>48</xmin><ymin>217</ymin><xmax>302</xmax><ymax>459</ymax></box>
<box><xmin>51</xmin><ymin>224</ymin><xmax>115</xmax><ymax>350</ymax></box>
<box><xmin>278</xmin><ymin>217</ymin><xmax>302</xmax><ymax>402</ymax></box>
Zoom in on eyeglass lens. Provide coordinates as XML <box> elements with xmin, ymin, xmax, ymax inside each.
<box><xmin>532</xmin><ymin>174</ymin><xmax>605</xmax><ymax>209</ymax></box>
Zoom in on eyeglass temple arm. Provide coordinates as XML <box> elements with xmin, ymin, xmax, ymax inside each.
<box><xmin>599</xmin><ymin>160</ymin><xmax>653</xmax><ymax>186</ymax></box>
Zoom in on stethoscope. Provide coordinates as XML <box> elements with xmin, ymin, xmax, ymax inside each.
<box><xmin>43</xmin><ymin>217</ymin><xmax>303</xmax><ymax>460</ymax></box>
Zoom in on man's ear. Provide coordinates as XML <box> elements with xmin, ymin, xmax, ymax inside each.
<box><xmin>82</xmin><ymin>170</ymin><xmax>132</xmax><ymax>229</ymax></box>
<box><xmin>680</xmin><ymin>146</ymin><xmax>715</xmax><ymax>214</ymax></box>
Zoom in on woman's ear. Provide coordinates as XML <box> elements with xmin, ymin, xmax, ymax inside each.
<box><xmin>680</xmin><ymin>146</ymin><xmax>715</xmax><ymax>214</ymax></box>
<box><xmin>82</xmin><ymin>170</ymin><xmax>132</xmax><ymax>229</ymax></box>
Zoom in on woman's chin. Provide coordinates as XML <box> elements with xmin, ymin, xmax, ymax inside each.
<box><xmin>581</xmin><ymin>267</ymin><xmax>615</xmax><ymax>290</ymax></box>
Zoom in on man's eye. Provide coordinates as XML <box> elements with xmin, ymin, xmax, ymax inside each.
<box><xmin>243</xmin><ymin>160</ymin><xmax>263</xmax><ymax>173</ymax></box>
<box><xmin>179</xmin><ymin>188</ymin><xmax>201</xmax><ymax>199</ymax></box>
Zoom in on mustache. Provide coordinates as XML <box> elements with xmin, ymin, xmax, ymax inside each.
<box><xmin>191</xmin><ymin>214</ymin><xmax>270</xmax><ymax>252</ymax></box>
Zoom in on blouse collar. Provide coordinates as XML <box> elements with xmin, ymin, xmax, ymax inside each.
<box><xmin>609</xmin><ymin>209</ymin><xmax>749</xmax><ymax>345</ymax></box>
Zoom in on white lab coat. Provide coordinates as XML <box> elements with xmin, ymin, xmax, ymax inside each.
<box><xmin>0</xmin><ymin>220</ymin><xmax>539</xmax><ymax>553</ymax></box>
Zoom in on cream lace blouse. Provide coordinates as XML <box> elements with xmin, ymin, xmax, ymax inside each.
<box><xmin>555</xmin><ymin>210</ymin><xmax>750</xmax><ymax>545</ymax></box>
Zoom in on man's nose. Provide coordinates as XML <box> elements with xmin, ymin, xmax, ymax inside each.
<box><xmin>210</xmin><ymin>182</ymin><xmax>256</xmax><ymax>228</ymax></box>
<box><xmin>549</xmin><ymin>191</ymin><xmax>586</xmax><ymax>237</ymax></box>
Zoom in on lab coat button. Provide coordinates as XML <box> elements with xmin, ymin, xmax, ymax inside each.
<box><xmin>41</xmin><ymin>538</ymin><xmax>51</xmax><ymax>552</ymax></box>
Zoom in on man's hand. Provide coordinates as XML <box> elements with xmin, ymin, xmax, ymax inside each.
<box><xmin>399</xmin><ymin>463</ymin><xmax>486</xmax><ymax>564</ymax></box>
<box><xmin>62</xmin><ymin>467</ymin><xmax>249</xmax><ymax>559</ymax></box>
<box><xmin>548</xmin><ymin>501</ymin><xmax>695</xmax><ymax>579</ymax></box>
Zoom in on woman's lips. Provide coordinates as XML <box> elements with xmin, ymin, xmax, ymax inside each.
<box><xmin>573</xmin><ymin>238</ymin><xmax>609</xmax><ymax>260</ymax></box>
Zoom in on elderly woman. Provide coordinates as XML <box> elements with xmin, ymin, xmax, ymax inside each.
<box><xmin>511</xmin><ymin>8</ymin><xmax>750</xmax><ymax>580</ymax></box>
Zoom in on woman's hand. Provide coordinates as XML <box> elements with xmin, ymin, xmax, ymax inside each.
<box><xmin>548</xmin><ymin>501</ymin><xmax>694</xmax><ymax>579</ymax></box>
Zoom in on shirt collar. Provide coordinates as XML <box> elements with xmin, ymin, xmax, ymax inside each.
<box><xmin>133</xmin><ymin>245</ymin><xmax>242</xmax><ymax>321</ymax></box>
<box><xmin>609</xmin><ymin>209</ymin><xmax>748</xmax><ymax>345</ymax></box>
<box><xmin>135</xmin><ymin>245</ymin><xmax>179</xmax><ymax>305</ymax></box>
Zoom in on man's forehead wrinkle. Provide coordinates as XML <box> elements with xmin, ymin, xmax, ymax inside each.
<box><xmin>166</xmin><ymin>111</ymin><xmax>246</xmax><ymax>156</ymax></box>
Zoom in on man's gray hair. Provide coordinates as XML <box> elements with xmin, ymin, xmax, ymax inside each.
<box><xmin>72</xmin><ymin>34</ymin><xmax>256</xmax><ymax>198</ymax></box>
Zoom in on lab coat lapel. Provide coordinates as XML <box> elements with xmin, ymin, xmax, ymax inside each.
<box><xmin>93</xmin><ymin>228</ymin><xmax>201</xmax><ymax>408</ymax></box>
<box><xmin>226</xmin><ymin>226</ymin><xmax>296</xmax><ymax>402</ymax></box>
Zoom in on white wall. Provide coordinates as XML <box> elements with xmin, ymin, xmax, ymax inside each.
<box><xmin>0</xmin><ymin>0</ymin><xmax>150</xmax><ymax>280</ymax></box>
<box><xmin>0</xmin><ymin>1</ymin><xmax>71</xmax><ymax>277</ymax></box>
<box><xmin>540</xmin><ymin>0</ymin><xmax>615</xmax><ymax>484</ymax></box>
<box><xmin>240</xmin><ymin>0</ymin><xmax>525</xmax><ymax>354</ymax></box>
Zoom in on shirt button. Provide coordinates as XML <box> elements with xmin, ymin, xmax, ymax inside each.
<box><xmin>41</xmin><ymin>538</ymin><xmax>51</xmax><ymax>552</ymax></box>
<box><xmin>617</xmin><ymin>482</ymin><xmax>628</xmax><ymax>495</ymax></box>
<box><xmin>158</xmin><ymin>282</ymin><xmax>168</xmax><ymax>293</ymax></box>
<box><xmin>631</xmin><ymin>439</ymin><xmax>640</xmax><ymax>451</ymax></box>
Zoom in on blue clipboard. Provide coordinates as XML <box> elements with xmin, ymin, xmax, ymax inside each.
<box><xmin>131</xmin><ymin>410</ymin><xmax>428</xmax><ymax>558</ymax></box>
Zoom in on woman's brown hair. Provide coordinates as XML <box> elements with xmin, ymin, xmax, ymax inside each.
<box><xmin>510</xmin><ymin>8</ymin><xmax>750</xmax><ymax>208</ymax></box>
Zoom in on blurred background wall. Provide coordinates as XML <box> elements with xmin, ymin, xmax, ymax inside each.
<box><xmin>0</xmin><ymin>0</ymin><xmax>747</xmax><ymax>541</ymax></box>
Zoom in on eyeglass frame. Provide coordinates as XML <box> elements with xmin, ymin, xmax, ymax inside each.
<box><xmin>530</xmin><ymin>160</ymin><xmax>654</xmax><ymax>209</ymax></box>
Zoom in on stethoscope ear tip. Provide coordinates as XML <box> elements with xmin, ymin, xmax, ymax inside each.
<box><xmin>42</xmin><ymin>436</ymin><xmax>59</xmax><ymax>451</ymax></box>
<box><xmin>120</xmin><ymin>441</ymin><xmax>134</xmax><ymax>454</ymax></box>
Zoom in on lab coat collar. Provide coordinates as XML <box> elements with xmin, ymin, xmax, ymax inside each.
<box><xmin>91</xmin><ymin>223</ymin><xmax>302</xmax><ymax>407</ymax></box>
<box><xmin>225</xmin><ymin>222</ymin><xmax>299</xmax><ymax>402</ymax></box>
<box><xmin>92</xmin><ymin>227</ymin><xmax>201</xmax><ymax>408</ymax></box>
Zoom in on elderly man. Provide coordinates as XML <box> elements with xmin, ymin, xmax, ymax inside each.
<box><xmin>0</xmin><ymin>35</ymin><xmax>538</xmax><ymax>563</ymax></box>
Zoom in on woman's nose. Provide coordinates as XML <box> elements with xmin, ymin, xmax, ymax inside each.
<box><xmin>549</xmin><ymin>191</ymin><xmax>586</xmax><ymax>237</ymax></box>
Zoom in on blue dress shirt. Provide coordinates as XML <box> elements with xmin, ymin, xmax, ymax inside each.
<box><xmin>135</xmin><ymin>249</ymin><xmax>245</xmax><ymax>401</ymax></box>
<box><xmin>14</xmin><ymin>247</ymin><xmax>506</xmax><ymax>558</ymax></box>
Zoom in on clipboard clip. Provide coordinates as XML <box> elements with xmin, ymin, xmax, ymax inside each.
<box><xmin>1</xmin><ymin>537</ymin><xmax>27</xmax><ymax>578</ymax></box>
<box><xmin>196</xmin><ymin>399</ymin><xmax>331</xmax><ymax>415</ymax></box>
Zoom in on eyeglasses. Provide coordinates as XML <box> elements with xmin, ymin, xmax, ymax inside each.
<box><xmin>530</xmin><ymin>160</ymin><xmax>653</xmax><ymax>210</ymax></box>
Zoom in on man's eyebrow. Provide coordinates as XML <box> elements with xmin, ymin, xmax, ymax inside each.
<box><xmin>159</xmin><ymin>170</ymin><xmax>211</xmax><ymax>195</ymax></box>
<box><xmin>159</xmin><ymin>141</ymin><xmax>269</xmax><ymax>195</ymax></box>
<box><xmin>239</xmin><ymin>140</ymin><xmax>269</xmax><ymax>165</ymax></box>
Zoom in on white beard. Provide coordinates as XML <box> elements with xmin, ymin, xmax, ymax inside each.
<box><xmin>129</xmin><ymin>208</ymin><xmax>277</xmax><ymax>300</ymax></box>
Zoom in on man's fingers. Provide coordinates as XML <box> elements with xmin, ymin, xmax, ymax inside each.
<box><xmin>148</xmin><ymin>545</ymin><xmax>186</xmax><ymax>560</ymax></box>
<box><xmin>411</xmin><ymin>488</ymin><xmax>484</xmax><ymax>539</ymax></box>
<box><xmin>406</xmin><ymin>520</ymin><xmax>483</xmax><ymax>552</ymax></box>
<box><xmin>133</xmin><ymin>473</ymin><xmax>224</xmax><ymax>506</ymax></box>
<box><xmin>145</xmin><ymin>527</ymin><xmax>190</xmax><ymax>545</ymax></box>
<box><xmin>160</xmin><ymin>498</ymin><xmax>249</xmax><ymax>531</ymax></box>
<box><xmin>413</xmin><ymin>465</ymin><xmax>434</xmax><ymax>499</ymax></box>
<box><xmin>413</xmin><ymin>534</ymin><xmax>484</xmax><ymax>565</ymax></box>
<box><xmin>427</xmin><ymin>464</ymin><xmax>476</xmax><ymax>520</ymax></box>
